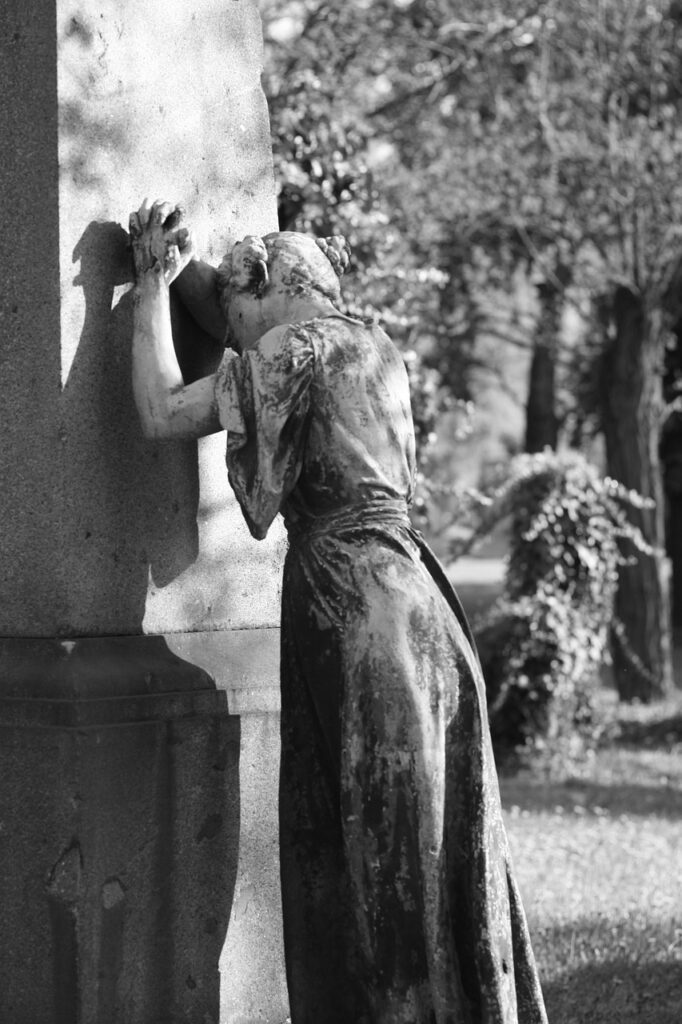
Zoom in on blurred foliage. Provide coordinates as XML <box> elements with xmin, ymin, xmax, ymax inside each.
<box><xmin>449</xmin><ymin>450</ymin><xmax>657</xmax><ymax>765</ymax></box>
<box><xmin>261</xmin><ymin>0</ymin><xmax>682</xmax><ymax>443</ymax></box>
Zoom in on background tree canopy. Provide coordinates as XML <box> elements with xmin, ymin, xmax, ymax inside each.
<box><xmin>261</xmin><ymin>0</ymin><xmax>682</xmax><ymax>703</ymax></box>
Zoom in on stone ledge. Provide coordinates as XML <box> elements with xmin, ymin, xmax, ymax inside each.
<box><xmin>166</xmin><ymin>626</ymin><xmax>282</xmax><ymax>709</ymax></box>
<box><xmin>0</xmin><ymin>634</ymin><xmax>214</xmax><ymax>698</ymax></box>
<box><xmin>0</xmin><ymin>686</ymin><xmax>230</xmax><ymax>728</ymax></box>
<box><xmin>0</xmin><ymin>692</ymin><xmax>240</xmax><ymax>1023</ymax></box>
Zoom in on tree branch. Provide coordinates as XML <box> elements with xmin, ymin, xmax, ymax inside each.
<box><xmin>366</xmin><ymin>0</ymin><xmax>546</xmax><ymax>120</ymax></box>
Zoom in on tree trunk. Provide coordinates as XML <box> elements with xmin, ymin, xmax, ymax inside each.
<box><xmin>667</xmin><ymin>494</ymin><xmax>682</xmax><ymax>629</ymax></box>
<box><xmin>598</xmin><ymin>286</ymin><xmax>674</xmax><ymax>701</ymax></box>
<box><xmin>525</xmin><ymin>277</ymin><xmax>565</xmax><ymax>453</ymax></box>
<box><xmin>661</xmin><ymin>320</ymin><xmax>682</xmax><ymax>631</ymax></box>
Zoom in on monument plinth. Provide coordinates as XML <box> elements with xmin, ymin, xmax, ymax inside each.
<box><xmin>0</xmin><ymin>2</ymin><xmax>287</xmax><ymax>1020</ymax></box>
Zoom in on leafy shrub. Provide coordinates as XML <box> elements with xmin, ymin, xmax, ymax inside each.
<box><xmin>450</xmin><ymin>450</ymin><xmax>655</xmax><ymax>768</ymax></box>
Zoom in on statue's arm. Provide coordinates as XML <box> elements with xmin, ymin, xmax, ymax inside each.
<box><xmin>172</xmin><ymin>258</ymin><xmax>227</xmax><ymax>342</ymax></box>
<box><xmin>130</xmin><ymin>199</ymin><xmax>221</xmax><ymax>440</ymax></box>
<box><xmin>133</xmin><ymin>272</ymin><xmax>221</xmax><ymax>440</ymax></box>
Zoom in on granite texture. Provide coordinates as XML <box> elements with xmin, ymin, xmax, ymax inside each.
<box><xmin>0</xmin><ymin>0</ymin><xmax>283</xmax><ymax>639</ymax></box>
<box><xmin>0</xmin><ymin>688</ymin><xmax>239</xmax><ymax>1024</ymax></box>
<box><xmin>0</xmin><ymin>2</ymin><xmax>288</xmax><ymax>1020</ymax></box>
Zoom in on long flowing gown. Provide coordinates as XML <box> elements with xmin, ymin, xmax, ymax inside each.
<box><xmin>214</xmin><ymin>315</ymin><xmax>548</xmax><ymax>1024</ymax></box>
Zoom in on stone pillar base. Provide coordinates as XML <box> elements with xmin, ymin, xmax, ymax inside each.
<box><xmin>0</xmin><ymin>638</ymin><xmax>239</xmax><ymax>1024</ymax></box>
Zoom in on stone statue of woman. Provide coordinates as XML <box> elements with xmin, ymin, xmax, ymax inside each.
<box><xmin>129</xmin><ymin>199</ymin><xmax>548</xmax><ymax>1024</ymax></box>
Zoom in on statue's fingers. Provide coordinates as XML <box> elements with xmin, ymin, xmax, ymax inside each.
<box><xmin>138</xmin><ymin>197</ymin><xmax>153</xmax><ymax>222</ymax></box>
<box><xmin>163</xmin><ymin>242</ymin><xmax>182</xmax><ymax>273</ymax></box>
<box><xmin>172</xmin><ymin>227</ymin><xmax>193</xmax><ymax>252</ymax></box>
<box><xmin>152</xmin><ymin>200</ymin><xmax>174</xmax><ymax>226</ymax></box>
<box><xmin>128</xmin><ymin>212</ymin><xmax>142</xmax><ymax>238</ymax></box>
<box><xmin>163</xmin><ymin>205</ymin><xmax>185</xmax><ymax>232</ymax></box>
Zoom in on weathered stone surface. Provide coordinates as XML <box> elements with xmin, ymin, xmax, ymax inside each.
<box><xmin>0</xmin><ymin>689</ymin><xmax>239</xmax><ymax>1024</ymax></box>
<box><xmin>0</xmin><ymin>0</ymin><xmax>284</xmax><ymax>639</ymax></box>
<box><xmin>0</xmin><ymin>1</ymin><xmax>288</xmax><ymax>1020</ymax></box>
<box><xmin>169</xmin><ymin>629</ymin><xmax>287</xmax><ymax>1021</ymax></box>
<box><xmin>0</xmin><ymin>635</ymin><xmax>212</xmax><ymax>700</ymax></box>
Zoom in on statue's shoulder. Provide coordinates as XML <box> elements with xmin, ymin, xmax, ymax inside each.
<box><xmin>256</xmin><ymin>323</ymin><xmax>291</xmax><ymax>358</ymax></box>
<box><xmin>254</xmin><ymin>324</ymin><xmax>316</xmax><ymax>380</ymax></box>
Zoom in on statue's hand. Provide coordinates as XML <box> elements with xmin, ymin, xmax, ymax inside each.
<box><xmin>129</xmin><ymin>198</ymin><xmax>195</xmax><ymax>286</ymax></box>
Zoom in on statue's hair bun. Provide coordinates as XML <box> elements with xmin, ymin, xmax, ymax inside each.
<box><xmin>216</xmin><ymin>231</ymin><xmax>348</xmax><ymax>315</ymax></box>
<box><xmin>217</xmin><ymin>235</ymin><xmax>269</xmax><ymax>295</ymax></box>
<box><xmin>315</xmin><ymin>236</ymin><xmax>351</xmax><ymax>278</ymax></box>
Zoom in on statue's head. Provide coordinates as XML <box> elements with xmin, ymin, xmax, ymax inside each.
<box><xmin>216</xmin><ymin>231</ymin><xmax>350</xmax><ymax>349</ymax></box>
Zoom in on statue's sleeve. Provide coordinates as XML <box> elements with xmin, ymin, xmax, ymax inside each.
<box><xmin>214</xmin><ymin>327</ymin><xmax>315</xmax><ymax>539</ymax></box>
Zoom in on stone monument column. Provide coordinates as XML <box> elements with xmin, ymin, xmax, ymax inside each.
<box><xmin>0</xmin><ymin>2</ymin><xmax>287</xmax><ymax>1021</ymax></box>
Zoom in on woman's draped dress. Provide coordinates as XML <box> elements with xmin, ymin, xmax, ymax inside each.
<box><xmin>214</xmin><ymin>315</ymin><xmax>547</xmax><ymax>1024</ymax></box>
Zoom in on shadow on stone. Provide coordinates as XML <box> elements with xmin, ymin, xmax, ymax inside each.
<box><xmin>61</xmin><ymin>220</ymin><xmax>202</xmax><ymax>634</ymax></box>
<box><xmin>0</xmin><ymin>680</ymin><xmax>240</xmax><ymax>1024</ymax></box>
<box><xmin>0</xmin><ymin>219</ymin><xmax>242</xmax><ymax>1022</ymax></box>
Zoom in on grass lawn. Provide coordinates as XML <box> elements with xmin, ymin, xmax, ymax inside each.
<box><xmin>453</xmin><ymin>562</ymin><xmax>682</xmax><ymax>1023</ymax></box>
<box><xmin>501</xmin><ymin>698</ymin><xmax>682</xmax><ymax>1024</ymax></box>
